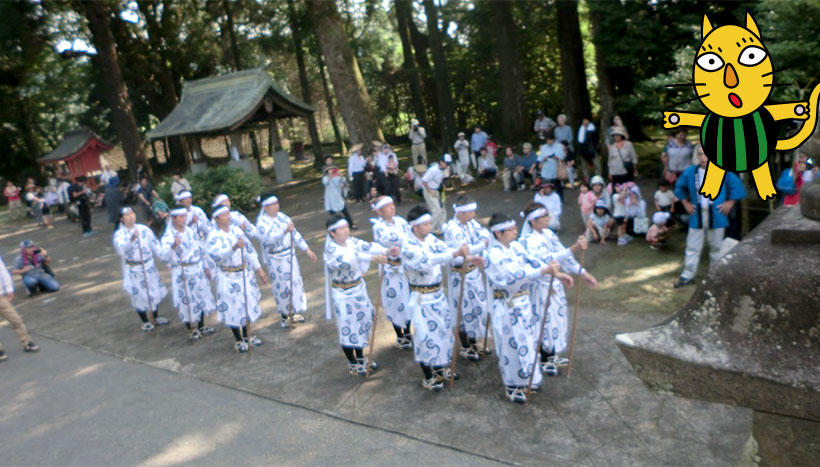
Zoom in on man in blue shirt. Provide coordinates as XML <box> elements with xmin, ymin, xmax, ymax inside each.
<box><xmin>519</xmin><ymin>142</ymin><xmax>538</xmax><ymax>189</ymax></box>
<box><xmin>470</xmin><ymin>126</ymin><xmax>488</xmax><ymax>161</ymax></box>
<box><xmin>673</xmin><ymin>146</ymin><xmax>746</xmax><ymax>287</ymax></box>
<box><xmin>537</xmin><ymin>133</ymin><xmax>565</xmax><ymax>199</ymax></box>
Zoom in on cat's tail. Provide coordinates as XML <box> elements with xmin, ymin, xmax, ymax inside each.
<box><xmin>776</xmin><ymin>82</ymin><xmax>820</xmax><ymax>151</ymax></box>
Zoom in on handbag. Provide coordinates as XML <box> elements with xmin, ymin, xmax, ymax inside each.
<box><xmin>632</xmin><ymin>216</ymin><xmax>650</xmax><ymax>234</ymax></box>
<box><xmin>776</xmin><ymin>169</ymin><xmax>797</xmax><ymax>195</ymax></box>
<box><xmin>557</xmin><ymin>161</ymin><xmax>568</xmax><ymax>180</ymax></box>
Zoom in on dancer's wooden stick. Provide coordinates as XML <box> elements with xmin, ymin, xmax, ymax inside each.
<box><xmin>526</xmin><ymin>275</ymin><xmax>555</xmax><ymax>398</ymax></box>
<box><xmin>567</xmin><ymin>249</ymin><xmax>586</xmax><ymax>377</ymax></box>
<box><xmin>448</xmin><ymin>269</ymin><xmax>467</xmax><ymax>390</ymax></box>
<box><xmin>240</xmin><ymin>244</ymin><xmax>252</xmax><ymax>355</ymax></box>
<box><xmin>286</xmin><ymin>230</ymin><xmax>296</xmax><ymax>327</ymax></box>
<box><xmin>175</xmin><ymin>235</ymin><xmax>195</xmax><ymax>342</ymax></box>
<box><xmin>480</xmin><ymin>266</ymin><xmax>491</xmax><ymax>353</ymax></box>
<box><xmin>366</xmin><ymin>265</ymin><xmax>384</xmax><ymax>377</ymax></box>
<box><xmin>136</xmin><ymin>229</ymin><xmax>156</xmax><ymax>327</ymax></box>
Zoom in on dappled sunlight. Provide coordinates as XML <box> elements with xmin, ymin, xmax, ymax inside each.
<box><xmin>0</xmin><ymin>381</ymin><xmax>40</xmax><ymax>422</ymax></box>
<box><xmin>70</xmin><ymin>362</ymin><xmax>107</xmax><ymax>378</ymax></box>
<box><xmin>139</xmin><ymin>421</ymin><xmax>242</xmax><ymax>467</ymax></box>
<box><xmin>595</xmin><ymin>261</ymin><xmax>681</xmax><ymax>291</ymax></box>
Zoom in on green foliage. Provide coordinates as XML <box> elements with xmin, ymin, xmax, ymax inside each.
<box><xmin>157</xmin><ymin>166</ymin><xmax>262</xmax><ymax>214</ymax></box>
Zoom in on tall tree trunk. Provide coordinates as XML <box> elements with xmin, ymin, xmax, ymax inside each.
<box><xmin>407</xmin><ymin>8</ymin><xmax>438</xmax><ymax>133</ymax></box>
<box><xmin>306</xmin><ymin>0</ymin><xmax>384</xmax><ymax>152</ymax></box>
<box><xmin>395</xmin><ymin>0</ymin><xmax>427</xmax><ymax>127</ymax></box>
<box><xmin>422</xmin><ymin>0</ymin><xmax>456</xmax><ymax>152</ymax></box>
<box><xmin>555</xmin><ymin>0</ymin><xmax>592</xmax><ymax>131</ymax></box>
<box><xmin>589</xmin><ymin>7</ymin><xmax>614</xmax><ymax>166</ymax></box>
<box><xmin>287</xmin><ymin>0</ymin><xmax>322</xmax><ymax>162</ymax></box>
<box><xmin>222</xmin><ymin>0</ymin><xmax>242</xmax><ymax>71</ymax></box>
<box><xmin>491</xmin><ymin>0</ymin><xmax>527</xmax><ymax>141</ymax></box>
<box><xmin>316</xmin><ymin>49</ymin><xmax>346</xmax><ymax>163</ymax></box>
<box><xmin>80</xmin><ymin>0</ymin><xmax>146</xmax><ymax>181</ymax></box>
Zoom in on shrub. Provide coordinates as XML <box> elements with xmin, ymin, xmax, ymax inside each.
<box><xmin>157</xmin><ymin>166</ymin><xmax>262</xmax><ymax>214</ymax></box>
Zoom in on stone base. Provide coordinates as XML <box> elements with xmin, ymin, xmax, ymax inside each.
<box><xmin>754</xmin><ymin>411</ymin><xmax>819</xmax><ymax>466</ymax></box>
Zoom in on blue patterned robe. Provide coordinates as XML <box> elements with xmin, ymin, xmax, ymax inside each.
<box><xmin>256</xmin><ymin>211</ymin><xmax>310</xmax><ymax>316</ymax></box>
<box><xmin>485</xmin><ymin>240</ymin><xmax>544</xmax><ymax>388</ymax></box>
<box><xmin>519</xmin><ymin>228</ymin><xmax>581</xmax><ymax>354</ymax></box>
<box><xmin>401</xmin><ymin>233</ymin><xmax>456</xmax><ymax>366</ymax></box>
<box><xmin>159</xmin><ymin>225</ymin><xmax>217</xmax><ymax>323</ymax></box>
<box><xmin>323</xmin><ymin>236</ymin><xmax>385</xmax><ymax>348</ymax></box>
<box><xmin>443</xmin><ymin>218</ymin><xmax>491</xmax><ymax>341</ymax></box>
<box><xmin>113</xmin><ymin>224</ymin><xmax>168</xmax><ymax>311</ymax></box>
<box><xmin>372</xmin><ymin>216</ymin><xmax>411</xmax><ymax>328</ymax></box>
<box><xmin>206</xmin><ymin>225</ymin><xmax>263</xmax><ymax>327</ymax></box>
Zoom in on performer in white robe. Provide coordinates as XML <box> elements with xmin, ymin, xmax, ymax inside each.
<box><xmin>207</xmin><ymin>206</ymin><xmax>268</xmax><ymax>353</ymax></box>
<box><xmin>402</xmin><ymin>206</ymin><xmax>474</xmax><ymax>392</ymax></box>
<box><xmin>484</xmin><ymin>213</ymin><xmax>571</xmax><ymax>403</ymax></box>
<box><xmin>442</xmin><ymin>195</ymin><xmax>491</xmax><ymax>361</ymax></box>
<box><xmin>159</xmin><ymin>208</ymin><xmax>218</xmax><ymax>341</ymax></box>
<box><xmin>211</xmin><ymin>193</ymin><xmax>259</xmax><ymax>241</ymax></box>
<box><xmin>175</xmin><ymin>190</ymin><xmax>211</xmax><ymax>240</ymax></box>
<box><xmin>518</xmin><ymin>201</ymin><xmax>597</xmax><ymax>375</ymax></box>
<box><xmin>370</xmin><ymin>196</ymin><xmax>413</xmax><ymax>350</ymax></box>
<box><xmin>112</xmin><ymin>207</ymin><xmax>169</xmax><ymax>332</ymax></box>
<box><xmin>323</xmin><ymin>215</ymin><xmax>389</xmax><ymax>376</ymax></box>
<box><xmin>255</xmin><ymin>194</ymin><xmax>317</xmax><ymax>327</ymax></box>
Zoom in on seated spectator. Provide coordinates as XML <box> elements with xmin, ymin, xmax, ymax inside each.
<box><xmin>586</xmin><ymin>200</ymin><xmax>613</xmax><ymax>244</ymax></box>
<box><xmin>560</xmin><ymin>140</ymin><xmax>576</xmax><ymax>189</ymax></box>
<box><xmin>646</xmin><ymin>211</ymin><xmax>676</xmax><ymax>249</ymax></box>
<box><xmin>365</xmin><ymin>185</ymin><xmax>380</xmax><ymax>204</ymax></box>
<box><xmin>486</xmin><ymin>135</ymin><xmax>498</xmax><ymax>160</ymax></box>
<box><xmin>613</xmin><ymin>183</ymin><xmax>647</xmax><ymax>245</ymax></box>
<box><xmin>170</xmin><ymin>171</ymin><xmax>192</xmax><ymax>198</ymax></box>
<box><xmin>502</xmin><ymin>146</ymin><xmax>525</xmax><ymax>192</ymax></box>
<box><xmin>654</xmin><ymin>180</ymin><xmax>678</xmax><ymax>212</ymax></box>
<box><xmin>24</xmin><ymin>186</ymin><xmax>53</xmax><ymax>229</ymax></box>
<box><xmin>12</xmin><ymin>240</ymin><xmax>59</xmax><ymax>296</ymax></box>
<box><xmin>476</xmin><ymin>148</ymin><xmax>498</xmax><ymax>180</ymax></box>
<box><xmin>537</xmin><ymin>132</ymin><xmax>565</xmax><ymax>199</ymax></box>
<box><xmin>533</xmin><ymin>183</ymin><xmax>561</xmax><ymax>231</ymax></box>
<box><xmin>590</xmin><ymin>175</ymin><xmax>612</xmax><ymax>211</ymax></box>
<box><xmin>577</xmin><ymin>182</ymin><xmax>597</xmax><ymax>225</ymax></box>
<box><xmin>520</xmin><ymin>142</ymin><xmax>538</xmax><ymax>188</ymax></box>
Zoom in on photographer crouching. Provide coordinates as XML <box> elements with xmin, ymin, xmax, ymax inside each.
<box><xmin>11</xmin><ymin>240</ymin><xmax>60</xmax><ymax>297</ymax></box>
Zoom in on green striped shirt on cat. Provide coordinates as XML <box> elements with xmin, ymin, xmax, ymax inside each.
<box><xmin>699</xmin><ymin>108</ymin><xmax>776</xmax><ymax>172</ymax></box>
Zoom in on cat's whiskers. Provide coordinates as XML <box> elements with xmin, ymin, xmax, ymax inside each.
<box><xmin>672</xmin><ymin>93</ymin><xmax>711</xmax><ymax>107</ymax></box>
<box><xmin>664</xmin><ymin>83</ymin><xmax>706</xmax><ymax>88</ymax></box>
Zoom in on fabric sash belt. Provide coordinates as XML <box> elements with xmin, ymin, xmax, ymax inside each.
<box><xmin>331</xmin><ymin>278</ymin><xmax>362</xmax><ymax>290</ymax></box>
<box><xmin>493</xmin><ymin>290</ymin><xmax>528</xmax><ymax>300</ymax></box>
<box><xmin>386</xmin><ymin>258</ymin><xmax>402</xmax><ymax>266</ymax></box>
<box><xmin>179</xmin><ymin>260</ymin><xmax>200</xmax><ymax>267</ymax></box>
<box><xmin>409</xmin><ymin>283</ymin><xmax>442</xmax><ymax>294</ymax></box>
<box><xmin>267</xmin><ymin>247</ymin><xmax>290</xmax><ymax>256</ymax></box>
<box><xmin>220</xmin><ymin>265</ymin><xmax>243</xmax><ymax>273</ymax></box>
<box><xmin>451</xmin><ymin>263</ymin><xmax>476</xmax><ymax>274</ymax></box>
<box><xmin>126</xmin><ymin>259</ymin><xmax>149</xmax><ymax>267</ymax></box>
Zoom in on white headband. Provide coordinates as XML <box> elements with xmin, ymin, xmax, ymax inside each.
<box><xmin>453</xmin><ymin>202</ymin><xmax>477</xmax><ymax>212</ymax></box>
<box><xmin>212</xmin><ymin>206</ymin><xmax>229</xmax><ymax>219</ymax></box>
<box><xmin>409</xmin><ymin>213</ymin><xmax>432</xmax><ymax>226</ymax></box>
<box><xmin>120</xmin><ymin>207</ymin><xmax>133</xmax><ymax>215</ymax></box>
<box><xmin>490</xmin><ymin>220</ymin><xmax>516</xmax><ymax>232</ymax></box>
<box><xmin>327</xmin><ymin>218</ymin><xmax>348</xmax><ymax>231</ymax></box>
<box><xmin>523</xmin><ymin>208</ymin><xmax>549</xmax><ymax>223</ymax></box>
<box><xmin>175</xmin><ymin>191</ymin><xmax>192</xmax><ymax>202</ymax></box>
<box><xmin>261</xmin><ymin>195</ymin><xmax>279</xmax><ymax>207</ymax></box>
<box><xmin>211</xmin><ymin>194</ymin><xmax>229</xmax><ymax>208</ymax></box>
<box><xmin>170</xmin><ymin>208</ymin><xmax>187</xmax><ymax>217</ymax></box>
<box><xmin>372</xmin><ymin>196</ymin><xmax>393</xmax><ymax>211</ymax></box>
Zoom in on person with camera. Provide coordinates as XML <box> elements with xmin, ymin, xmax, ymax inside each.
<box><xmin>0</xmin><ymin>254</ymin><xmax>39</xmax><ymax>361</ymax></box>
<box><xmin>11</xmin><ymin>240</ymin><xmax>60</xmax><ymax>296</ymax></box>
<box><xmin>408</xmin><ymin>118</ymin><xmax>428</xmax><ymax>166</ymax></box>
<box><xmin>69</xmin><ymin>176</ymin><xmax>95</xmax><ymax>237</ymax></box>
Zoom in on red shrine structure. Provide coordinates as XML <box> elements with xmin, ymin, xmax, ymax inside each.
<box><xmin>38</xmin><ymin>128</ymin><xmax>112</xmax><ymax>180</ymax></box>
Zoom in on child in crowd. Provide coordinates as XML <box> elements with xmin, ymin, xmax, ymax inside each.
<box><xmin>654</xmin><ymin>180</ymin><xmax>677</xmax><ymax>212</ymax></box>
<box><xmin>586</xmin><ymin>200</ymin><xmax>613</xmax><ymax>244</ymax></box>
<box><xmin>365</xmin><ymin>186</ymin><xmax>380</xmax><ymax>204</ymax></box>
<box><xmin>577</xmin><ymin>182</ymin><xmax>597</xmax><ymax>225</ymax></box>
<box><xmin>646</xmin><ymin>211</ymin><xmax>676</xmax><ymax>249</ymax></box>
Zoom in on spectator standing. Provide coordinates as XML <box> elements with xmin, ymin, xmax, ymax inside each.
<box><xmin>136</xmin><ymin>177</ymin><xmax>159</xmax><ymax>226</ymax></box>
<box><xmin>12</xmin><ymin>240</ymin><xmax>60</xmax><ymax>295</ymax></box>
<box><xmin>100</xmin><ymin>165</ymin><xmax>117</xmax><ymax>185</ymax></box>
<box><xmin>4</xmin><ymin>182</ymin><xmax>22</xmax><ymax>214</ymax></box>
<box><xmin>408</xmin><ymin>119</ymin><xmax>427</xmax><ymax>166</ymax></box>
<box><xmin>607</xmin><ymin>127</ymin><xmax>638</xmax><ymax>184</ymax></box>
<box><xmin>537</xmin><ymin>133</ymin><xmax>565</xmax><ymax>200</ymax></box>
<box><xmin>364</xmin><ymin>152</ymin><xmax>379</xmax><ymax>194</ymax></box>
<box><xmin>476</xmin><ymin>148</ymin><xmax>498</xmax><ymax>180</ymax></box>
<box><xmin>56</xmin><ymin>178</ymin><xmax>71</xmax><ymax>213</ymax></box>
<box><xmin>170</xmin><ymin>172</ymin><xmax>192</xmax><ymax>198</ymax></box>
<box><xmin>553</xmin><ymin>114</ymin><xmax>573</xmax><ymax>147</ymax></box>
<box><xmin>606</xmin><ymin>115</ymin><xmax>629</xmax><ymax>145</ymax></box>
<box><xmin>673</xmin><ymin>146</ymin><xmax>746</xmax><ymax>287</ymax></box>
<box><xmin>347</xmin><ymin>145</ymin><xmax>367</xmax><ymax>202</ymax></box>
<box><xmin>560</xmin><ymin>140</ymin><xmax>576</xmax><ymax>189</ymax></box>
<box><xmin>577</xmin><ymin>182</ymin><xmax>597</xmax><ymax>225</ymax></box>
<box><xmin>105</xmin><ymin>176</ymin><xmax>124</xmax><ymax>229</ymax></box>
<box><xmin>24</xmin><ymin>186</ymin><xmax>53</xmax><ymax>229</ymax></box>
<box><xmin>469</xmin><ymin>126</ymin><xmax>488</xmax><ymax>169</ymax></box>
<box><xmin>533</xmin><ymin>183</ymin><xmax>562</xmax><ymax>231</ymax></box>
<box><xmin>454</xmin><ymin>132</ymin><xmax>471</xmax><ymax>176</ymax></box>
<box><xmin>661</xmin><ymin>130</ymin><xmax>694</xmax><ymax>184</ymax></box>
<box><xmin>383</xmin><ymin>154</ymin><xmax>402</xmax><ymax>204</ymax></box>
<box><xmin>654</xmin><ymin>180</ymin><xmax>678</xmax><ymax>213</ymax></box>
<box><xmin>323</xmin><ymin>165</ymin><xmax>356</xmax><ymax>229</ymax></box>
<box><xmin>421</xmin><ymin>156</ymin><xmax>449</xmax><ymax>232</ymax></box>
<box><xmin>533</xmin><ymin>110</ymin><xmax>556</xmax><ymax>142</ymax></box>
<box><xmin>577</xmin><ymin>117</ymin><xmax>599</xmax><ymax>177</ymax></box>
<box><xmin>780</xmin><ymin>152</ymin><xmax>809</xmax><ymax>206</ymax></box>
<box><xmin>0</xmin><ymin>253</ymin><xmax>40</xmax><ymax>361</ymax></box>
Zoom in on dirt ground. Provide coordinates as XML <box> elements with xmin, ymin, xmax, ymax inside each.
<box><xmin>0</xmin><ymin>176</ymin><xmax>753</xmax><ymax>465</ymax></box>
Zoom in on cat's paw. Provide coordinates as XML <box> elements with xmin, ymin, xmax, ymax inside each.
<box><xmin>663</xmin><ymin>111</ymin><xmax>681</xmax><ymax>129</ymax></box>
<box><xmin>794</xmin><ymin>102</ymin><xmax>810</xmax><ymax>120</ymax></box>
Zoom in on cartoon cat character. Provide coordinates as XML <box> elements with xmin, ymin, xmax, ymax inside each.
<box><xmin>663</xmin><ymin>12</ymin><xmax>820</xmax><ymax>201</ymax></box>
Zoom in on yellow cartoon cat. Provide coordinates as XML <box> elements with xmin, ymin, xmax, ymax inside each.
<box><xmin>663</xmin><ymin>12</ymin><xmax>820</xmax><ymax>201</ymax></box>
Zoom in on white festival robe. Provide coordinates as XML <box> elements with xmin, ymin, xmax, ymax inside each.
<box><xmin>211</xmin><ymin>210</ymin><xmax>259</xmax><ymax>242</ymax></box>
<box><xmin>159</xmin><ymin>225</ymin><xmax>217</xmax><ymax>323</ymax></box>
<box><xmin>113</xmin><ymin>224</ymin><xmax>169</xmax><ymax>312</ymax></box>
<box><xmin>519</xmin><ymin>227</ymin><xmax>581</xmax><ymax>354</ymax></box>
<box><xmin>401</xmin><ymin>233</ymin><xmax>456</xmax><ymax>367</ymax></box>
<box><xmin>256</xmin><ymin>211</ymin><xmax>309</xmax><ymax>316</ymax></box>
<box><xmin>206</xmin><ymin>225</ymin><xmax>263</xmax><ymax>327</ymax></box>
<box><xmin>485</xmin><ymin>240</ymin><xmax>545</xmax><ymax>388</ymax></box>
<box><xmin>442</xmin><ymin>218</ymin><xmax>491</xmax><ymax>340</ymax></box>
<box><xmin>371</xmin><ymin>216</ymin><xmax>411</xmax><ymax>328</ymax></box>
<box><xmin>323</xmin><ymin>236</ymin><xmax>385</xmax><ymax>348</ymax></box>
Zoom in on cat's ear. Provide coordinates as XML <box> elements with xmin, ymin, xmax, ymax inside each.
<box><xmin>745</xmin><ymin>12</ymin><xmax>761</xmax><ymax>38</ymax></box>
<box><xmin>701</xmin><ymin>14</ymin><xmax>713</xmax><ymax>39</ymax></box>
